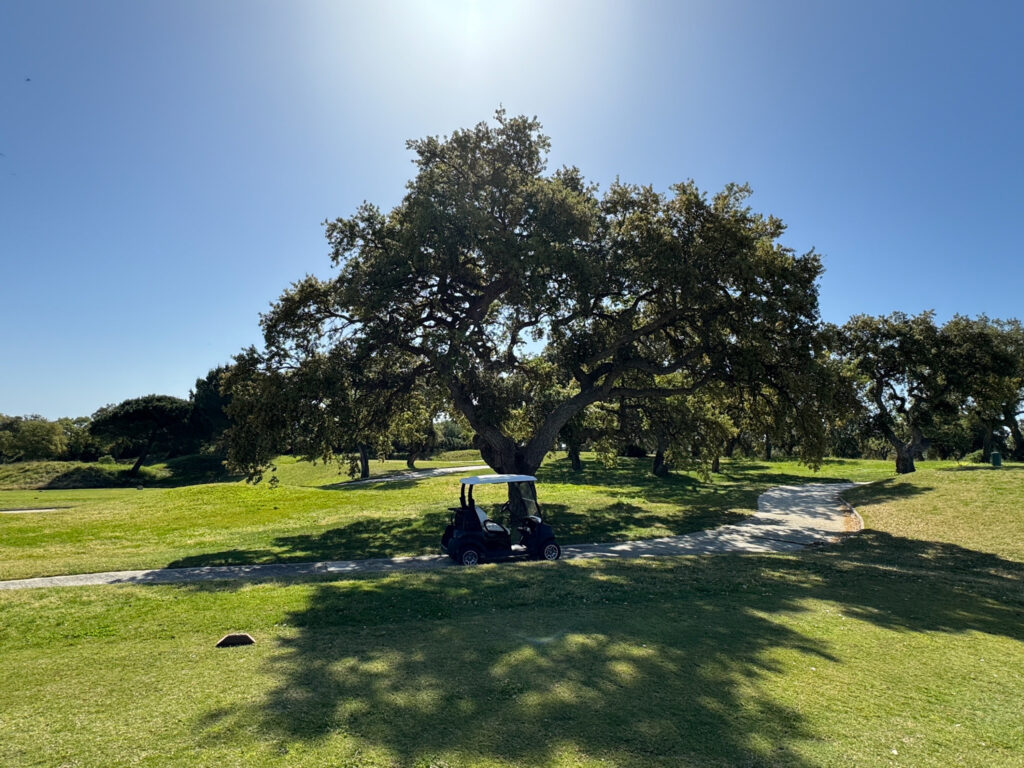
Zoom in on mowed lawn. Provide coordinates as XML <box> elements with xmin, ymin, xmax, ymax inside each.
<box><xmin>0</xmin><ymin>456</ymin><xmax>895</xmax><ymax>581</ymax></box>
<box><xmin>1</xmin><ymin>462</ymin><xmax>1022</xmax><ymax>766</ymax></box>
<box><xmin>0</xmin><ymin>451</ymin><xmax>487</xmax><ymax>491</ymax></box>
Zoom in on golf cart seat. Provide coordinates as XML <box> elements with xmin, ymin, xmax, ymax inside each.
<box><xmin>449</xmin><ymin>505</ymin><xmax>510</xmax><ymax>535</ymax></box>
<box><xmin>471</xmin><ymin>505</ymin><xmax>511</xmax><ymax>536</ymax></box>
<box><xmin>479</xmin><ymin>509</ymin><xmax>511</xmax><ymax>537</ymax></box>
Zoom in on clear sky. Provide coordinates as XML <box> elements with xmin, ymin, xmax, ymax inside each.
<box><xmin>2</xmin><ymin>0</ymin><xmax>1022</xmax><ymax>419</ymax></box>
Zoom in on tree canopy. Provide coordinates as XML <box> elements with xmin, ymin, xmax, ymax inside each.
<box><xmin>189</xmin><ymin>366</ymin><xmax>233</xmax><ymax>453</ymax></box>
<box><xmin>89</xmin><ymin>395</ymin><xmax>192</xmax><ymax>476</ymax></box>
<box><xmin>229</xmin><ymin>110</ymin><xmax>827</xmax><ymax>508</ymax></box>
<box><xmin>832</xmin><ymin>312</ymin><xmax>1019</xmax><ymax>473</ymax></box>
<box><xmin>0</xmin><ymin>415</ymin><xmax>66</xmax><ymax>463</ymax></box>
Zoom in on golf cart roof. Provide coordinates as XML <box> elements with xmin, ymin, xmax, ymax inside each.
<box><xmin>460</xmin><ymin>474</ymin><xmax>537</xmax><ymax>485</ymax></box>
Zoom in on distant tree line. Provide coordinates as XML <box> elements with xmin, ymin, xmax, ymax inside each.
<box><xmin>0</xmin><ymin>367</ymin><xmax>236</xmax><ymax>476</ymax></box>
<box><xmin>3</xmin><ymin>312</ymin><xmax>1020</xmax><ymax>481</ymax></box>
<box><xmin>0</xmin><ymin>364</ymin><xmax>474</xmax><ymax>478</ymax></box>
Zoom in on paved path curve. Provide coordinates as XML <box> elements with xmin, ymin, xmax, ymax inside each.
<box><xmin>0</xmin><ymin>482</ymin><xmax>862</xmax><ymax>591</ymax></box>
<box><xmin>341</xmin><ymin>464</ymin><xmax>491</xmax><ymax>486</ymax></box>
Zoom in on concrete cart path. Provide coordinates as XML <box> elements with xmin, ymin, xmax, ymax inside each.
<box><xmin>0</xmin><ymin>482</ymin><xmax>862</xmax><ymax>591</ymax></box>
<box><xmin>342</xmin><ymin>464</ymin><xmax>491</xmax><ymax>485</ymax></box>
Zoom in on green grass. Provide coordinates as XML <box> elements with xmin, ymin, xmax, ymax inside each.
<box><xmin>267</xmin><ymin>452</ymin><xmax>486</xmax><ymax>488</ymax></box>
<box><xmin>843</xmin><ymin>464</ymin><xmax>1024</xmax><ymax>563</ymax></box>
<box><xmin>1</xmin><ymin>463</ymin><xmax>1022</xmax><ymax>766</ymax></box>
<box><xmin>0</xmin><ymin>453</ymin><xmax>238</xmax><ymax>490</ymax></box>
<box><xmin>0</xmin><ymin>456</ymin><xmax>894</xmax><ymax>580</ymax></box>
<box><xmin>0</xmin><ymin>450</ymin><xmax>485</xmax><ymax>491</ymax></box>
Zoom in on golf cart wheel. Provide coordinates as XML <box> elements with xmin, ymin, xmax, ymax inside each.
<box><xmin>541</xmin><ymin>541</ymin><xmax>561</xmax><ymax>561</ymax></box>
<box><xmin>459</xmin><ymin>547</ymin><xmax>482</xmax><ymax>566</ymax></box>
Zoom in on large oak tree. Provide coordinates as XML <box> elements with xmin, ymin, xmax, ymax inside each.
<box><xmin>231</xmin><ymin>111</ymin><xmax>826</xmax><ymax>512</ymax></box>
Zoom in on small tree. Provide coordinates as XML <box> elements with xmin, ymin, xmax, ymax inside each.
<box><xmin>437</xmin><ymin>414</ymin><xmax>474</xmax><ymax>451</ymax></box>
<box><xmin>0</xmin><ymin>415</ymin><xmax>17</xmax><ymax>462</ymax></box>
<box><xmin>635</xmin><ymin>387</ymin><xmax>736</xmax><ymax>477</ymax></box>
<box><xmin>89</xmin><ymin>395</ymin><xmax>192</xmax><ymax>476</ymax></box>
<box><xmin>390</xmin><ymin>390</ymin><xmax>443</xmax><ymax>469</ymax></box>
<box><xmin>558</xmin><ymin>404</ymin><xmax>607</xmax><ymax>473</ymax></box>
<box><xmin>1001</xmin><ymin>321</ymin><xmax>1024</xmax><ymax>460</ymax></box>
<box><xmin>223</xmin><ymin>344</ymin><xmax>419</xmax><ymax>480</ymax></box>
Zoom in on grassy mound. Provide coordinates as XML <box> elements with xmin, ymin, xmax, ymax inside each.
<box><xmin>0</xmin><ymin>460</ymin><xmax>159</xmax><ymax>490</ymax></box>
<box><xmin>0</xmin><ymin>451</ymin><xmax>484</xmax><ymax>491</ymax></box>
<box><xmin>0</xmin><ymin>454</ymin><xmax>236</xmax><ymax>490</ymax></box>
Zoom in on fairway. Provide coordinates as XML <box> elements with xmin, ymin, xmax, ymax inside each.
<box><xmin>0</xmin><ymin>456</ymin><xmax>895</xmax><ymax>581</ymax></box>
<box><xmin>5</xmin><ymin>3</ymin><xmax>1022</xmax><ymax>766</ymax></box>
<box><xmin>1</xmin><ymin>462</ymin><xmax>1022</xmax><ymax>767</ymax></box>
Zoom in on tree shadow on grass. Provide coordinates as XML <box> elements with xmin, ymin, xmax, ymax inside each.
<box><xmin>317</xmin><ymin>476</ymin><xmax>450</xmax><ymax>491</ymax></box>
<box><xmin>168</xmin><ymin>465</ymin><xmax>918</xmax><ymax>571</ymax></box>
<box><xmin>167</xmin><ymin>507</ymin><xmax>455</xmax><ymax>568</ymax></box>
<box><xmin>312</xmin><ymin>466</ymin><xmax>491</xmax><ymax>491</ymax></box>
<box><xmin>841</xmin><ymin>476</ymin><xmax>935</xmax><ymax>506</ymax></box>
<box><xmin>539</xmin><ymin>458</ymin><xmax>869</xmax><ymax>534</ymax></box>
<box><xmin>166</xmin><ymin>492</ymin><xmax>756</xmax><ymax>570</ymax></box>
<box><xmin>821</xmin><ymin>527</ymin><xmax>1022</xmax><ymax>584</ymax></box>
<box><xmin>37</xmin><ymin>465</ymin><xmax>134</xmax><ymax>490</ymax></box>
<box><xmin>936</xmin><ymin>464</ymin><xmax>1024</xmax><ymax>473</ymax></box>
<box><xmin>545</xmin><ymin>501</ymin><xmax>748</xmax><ymax>542</ymax></box>
<box><xmin>180</xmin><ymin>530</ymin><xmax>1024</xmax><ymax>766</ymax></box>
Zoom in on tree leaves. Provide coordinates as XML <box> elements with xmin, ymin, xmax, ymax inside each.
<box><xmin>233</xmin><ymin>110</ymin><xmax>826</xmax><ymax>477</ymax></box>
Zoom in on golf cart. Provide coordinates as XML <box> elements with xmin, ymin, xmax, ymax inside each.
<box><xmin>441</xmin><ymin>475</ymin><xmax>561</xmax><ymax>566</ymax></box>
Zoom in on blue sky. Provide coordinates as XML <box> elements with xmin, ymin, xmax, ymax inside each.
<box><xmin>2</xmin><ymin>0</ymin><xmax>1022</xmax><ymax>419</ymax></box>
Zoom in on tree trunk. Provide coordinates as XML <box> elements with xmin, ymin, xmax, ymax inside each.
<box><xmin>1005</xmin><ymin>407</ymin><xmax>1024</xmax><ymax>460</ymax></box>
<box><xmin>652</xmin><ymin>449</ymin><xmax>668</xmax><ymax>476</ymax></box>
<box><xmin>981</xmin><ymin>424</ymin><xmax>994</xmax><ymax>461</ymax></box>
<box><xmin>406</xmin><ymin>451</ymin><xmax>419</xmax><ymax>470</ymax></box>
<box><xmin>895</xmin><ymin>444</ymin><xmax>916</xmax><ymax>474</ymax></box>
<box><xmin>764</xmin><ymin>435</ymin><xmax>773</xmax><ymax>461</ymax></box>
<box><xmin>723</xmin><ymin>436</ymin><xmax>738</xmax><ymax>459</ymax></box>
<box><xmin>128</xmin><ymin>438</ymin><xmax>154</xmax><ymax>477</ymax></box>
<box><xmin>652</xmin><ymin>428</ymin><xmax>668</xmax><ymax>476</ymax></box>
<box><xmin>568</xmin><ymin>445</ymin><xmax>582</xmax><ymax>473</ymax></box>
<box><xmin>358</xmin><ymin>445</ymin><xmax>371</xmax><ymax>479</ymax></box>
<box><xmin>875</xmin><ymin>411</ymin><xmax>927</xmax><ymax>475</ymax></box>
<box><xmin>472</xmin><ymin>434</ymin><xmax>545</xmax><ymax>524</ymax></box>
<box><xmin>711</xmin><ymin>454</ymin><xmax>721</xmax><ymax>474</ymax></box>
<box><xmin>129</xmin><ymin>451</ymin><xmax>147</xmax><ymax>477</ymax></box>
